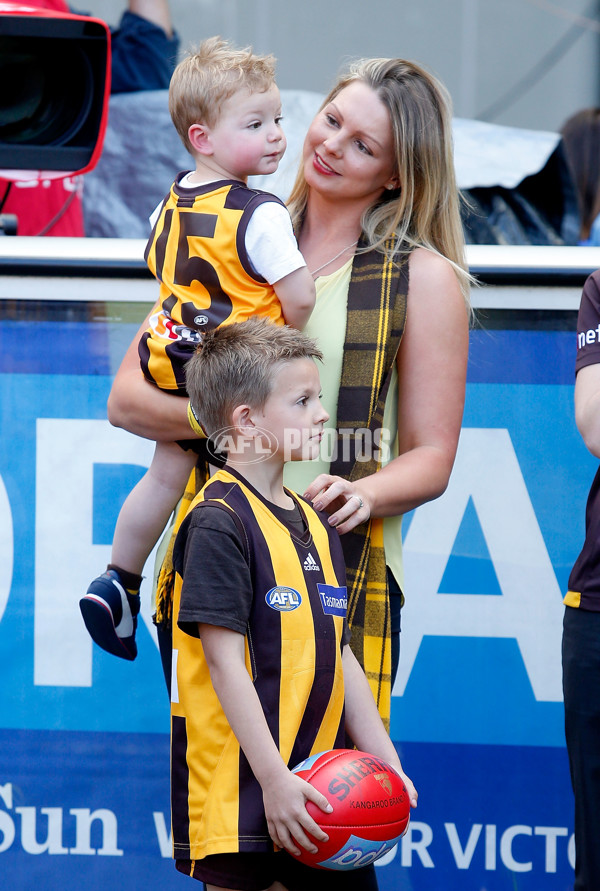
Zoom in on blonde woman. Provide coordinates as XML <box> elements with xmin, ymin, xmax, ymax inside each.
<box><xmin>109</xmin><ymin>55</ymin><xmax>470</xmax><ymax>739</ymax></box>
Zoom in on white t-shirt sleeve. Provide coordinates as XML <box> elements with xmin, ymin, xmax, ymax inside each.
<box><xmin>245</xmin><ymin>201</ymin><xmax>307</xmax><ymax>284</ymax></box>
<box><xmin>149</xmin><ymin>200</ymin><xmax>162</xmax><ymax>229</ymax></box>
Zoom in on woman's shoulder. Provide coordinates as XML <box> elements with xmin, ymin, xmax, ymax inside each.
<box><xmin>407</xmin><ymin>246</ymin><xmax>461</xmax><ymax>291</ymax></box>
<box><xmin>399</xmin><ymin>247</ymin><xmax>469</xmax><ymax>357</ymax></box>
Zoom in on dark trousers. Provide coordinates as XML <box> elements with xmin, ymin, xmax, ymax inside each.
<box><xmin>562</xmin><ymin>606</ymin><xmax>600</xmax><ymax>890</ymax></box>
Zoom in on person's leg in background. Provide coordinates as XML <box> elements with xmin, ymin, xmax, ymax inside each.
<box><xmin>563</xmin><ymin>605</ymin><xmax>600</xmax><ymax>890</ymax></box>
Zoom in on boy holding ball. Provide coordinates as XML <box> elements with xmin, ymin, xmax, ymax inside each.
<box><xmin>170</xmin><ymin>318</ymin><xmax>416</xmax><ymax>890</ymax></box>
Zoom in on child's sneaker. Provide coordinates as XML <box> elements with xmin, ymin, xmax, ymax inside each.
<box><xmin>80</xmin><ymin>570</ymin><xmax>140</xmax><ymax>661</ymax></box>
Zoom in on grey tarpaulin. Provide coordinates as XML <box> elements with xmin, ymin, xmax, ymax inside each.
<box><xmin>82</xmin><ymin>90</ymin><xmax>578</xmax><ymax>245</ymax></box>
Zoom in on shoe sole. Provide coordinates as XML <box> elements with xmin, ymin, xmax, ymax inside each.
<box><xmin>80</xmin><ymin>595</ymin><xmax>137</xmax><ymax>661</ymax></box>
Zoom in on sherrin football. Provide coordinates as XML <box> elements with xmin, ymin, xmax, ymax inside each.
<box><xmin>290</xmin><ymin>748</ymin><xmax>410</xmax><ymax>870</ymax></box>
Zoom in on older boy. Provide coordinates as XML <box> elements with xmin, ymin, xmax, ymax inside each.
<box><xmin>81</xmin><ymin>38</ymin><xmax>314</xmax><ymax>660</ymax></box>
<box><xmin>170</xmin><ymin>318</ymin><xmax>416</xmax><ymax>891</ymax></box>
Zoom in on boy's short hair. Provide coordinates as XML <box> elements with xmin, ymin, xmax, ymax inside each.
<box><xmin>169</xmin><ymin>36</ymin><xmax>277</xmax><ymax>153</ymax></box>
<box><xmin>186</xmin><ymin>317</ymin><xmax>322</xmax><ymax>436</ymax></box>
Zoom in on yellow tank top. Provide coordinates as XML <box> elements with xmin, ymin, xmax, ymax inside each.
<box><xmin>283</xmin><ymin>260</ymin><xmax>404</xmax><ymax>590</ymax></box>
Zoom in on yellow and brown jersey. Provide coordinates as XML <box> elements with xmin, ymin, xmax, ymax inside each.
<box><xmin>141</xmin><ymin>177</ymin><xmax>287</xmax><ymax>393</ymax></box>
<box><xmin>170</xmin><ymin>467</ymin><xmax>348</xmax><ymax>860</ymax></box>
<box><xmin>566</xmin><ymin>270</ymin><xmax>600</xmax><ymax>610</ymax></box>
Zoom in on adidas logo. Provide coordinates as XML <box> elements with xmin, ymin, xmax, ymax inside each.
<box><xmin>304</xmin><ymin>553</ymin><xmax>320</xmax><ymax>572</ymax></box>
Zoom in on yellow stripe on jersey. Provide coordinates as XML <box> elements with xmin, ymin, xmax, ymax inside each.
<box><xmin>564</xmin><ymin>590</ymin><xmax>582</xmax><ymax>608</ymax></box>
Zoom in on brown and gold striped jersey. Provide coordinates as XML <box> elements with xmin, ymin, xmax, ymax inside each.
<box><xmin>141</xmin><ymin>178</ymin><xmax>287</xmax><ymax>393</ymax></box>
<box><xmin>170</xmin><ymin>467</ymin><xmax>348</xmax><ymax>860</ymax></box>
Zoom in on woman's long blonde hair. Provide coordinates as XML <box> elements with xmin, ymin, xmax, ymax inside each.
<box><xmin>287</xmin><ymin>57</ymin><xmax>471</xmax><ymax>300</ymax></box>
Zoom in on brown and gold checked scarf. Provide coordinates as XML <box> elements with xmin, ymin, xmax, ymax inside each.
<box><xmin>155</xmin><ymin>239</ymin><xmax>409</xmax><ymax>727</ymax></box>
<box><xmin>329</xmin><ymin>239</ymin><xmax>408</xmax><ymax>730</ymax></box>
<box><xmin>154</xmin><ymin>462</ymin><xmax>209</xmax><ymax>628</ymax></box>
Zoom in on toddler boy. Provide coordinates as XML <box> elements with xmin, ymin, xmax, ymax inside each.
<box><xmin>80</xmin><ymin>39</ymin><xmax>315</xmax><ymax>660</ymax></box>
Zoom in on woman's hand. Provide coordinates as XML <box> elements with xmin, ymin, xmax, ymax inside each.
<box><xmin>303</xmin><ymin>473</ymin><xmax>370</xmax><ymax>534</ymax></box>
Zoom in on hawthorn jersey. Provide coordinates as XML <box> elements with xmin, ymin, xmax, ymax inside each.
<box><xmin>170</xmin><ymin>467</ymin><xmax>348</xmax><ymax>861</ymax></box>
<box><xmin>141</xmin><ymin>177</ymin><xmax>289</xmax><ymax>393</ymax></box>
<box><xmin>566</xmin><ymin>270</ymin><xmax>600</xmax><ymax>610</ymax></box>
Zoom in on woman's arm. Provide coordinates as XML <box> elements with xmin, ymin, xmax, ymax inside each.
<box><xmin>199</xmin><ymin>623</ymin><xmax>333</xmax><ymax>855</ymax></box>
<box><xmin>574</xmin><ymin>363</ymin><xmax>600</xmax><ymax>458</ymax></box>
<box><xmin>304</xmin><ymin>247</ymin><xmax>469</xmax><ymax>533</ymax></box>
<box><xmin>107</xmin><ymin>311</ymin><xmax>197</xmax><ymax>442</ymax></box>
<box><xmin>343</xmin><ymin>644</ymin><xmax>417</xmax><ymax>807</ymax></box>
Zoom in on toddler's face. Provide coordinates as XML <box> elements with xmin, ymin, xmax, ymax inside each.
<box><xmin>208</xmin><ymin>84</ymin><xmax>286</xmax><ymax>180</ymax></box>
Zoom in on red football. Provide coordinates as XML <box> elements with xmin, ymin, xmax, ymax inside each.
<box><xmin>290</xmin><ymin>748</ymin><xmax>410</xmax><ymax>870</ymax></box>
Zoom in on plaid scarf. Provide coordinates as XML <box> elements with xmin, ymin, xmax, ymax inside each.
<box><xmin>155</xmin><ymin>241</ymin><xmax>409</xmax><ymax>728</ymax></box>
<box><xmin>154</xmin><ymin>462</ymin><xmax>209</xmax><ymax>627</ymax></box>
<box><xmin>329</xmin><ymin>241</ymin><xmax>408</xmax><ymax>729</ymax></box>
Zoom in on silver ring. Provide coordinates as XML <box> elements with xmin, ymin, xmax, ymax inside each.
<box><xmin>353</xmin><ymin>495</ymin><xmax>364</xmax><ymax>510</ymax></box>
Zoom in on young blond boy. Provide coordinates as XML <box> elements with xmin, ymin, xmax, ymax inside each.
<box><xmin>80</xmin><ymin>38</ymin><xmax>315</xmax><ymax>660</ymax></box>
<box><xmin>169</xmin><ymin>318</ymin><xmax>416</xmax><ymax>891</ymax></box>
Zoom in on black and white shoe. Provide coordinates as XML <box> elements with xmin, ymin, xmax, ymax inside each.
<box><xmin>80</xmin><ymin>569</ymin><xmax>140</xmax><ymax>661</ymax></box>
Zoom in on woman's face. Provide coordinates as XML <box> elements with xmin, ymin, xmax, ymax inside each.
<box><xmin>303</xmin><ymin>80</ymin><xmax>397</xmax><ymax>206</ymax></box>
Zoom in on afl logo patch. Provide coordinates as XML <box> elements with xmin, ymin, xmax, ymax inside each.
<box><xmin>194</xmin><ymin>314</ymin><xmax>209</xmax><ymax>327</ymax></box>
<box><xmin>265</xmin><ymin>586</ymin><xmax>302</xmax><ymax>612</ymax></box>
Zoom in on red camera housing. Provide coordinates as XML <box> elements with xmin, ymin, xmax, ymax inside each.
<box><xmin>0</xmin><ymin>2</ymin><xmax>111</xmax><ymax>180</ymax></box>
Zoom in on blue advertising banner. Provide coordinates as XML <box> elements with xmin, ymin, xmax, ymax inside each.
<box><xmin>0</xmin><ymin>299</ymin><xmax>586</xmax><ymax>889</ymax></box>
